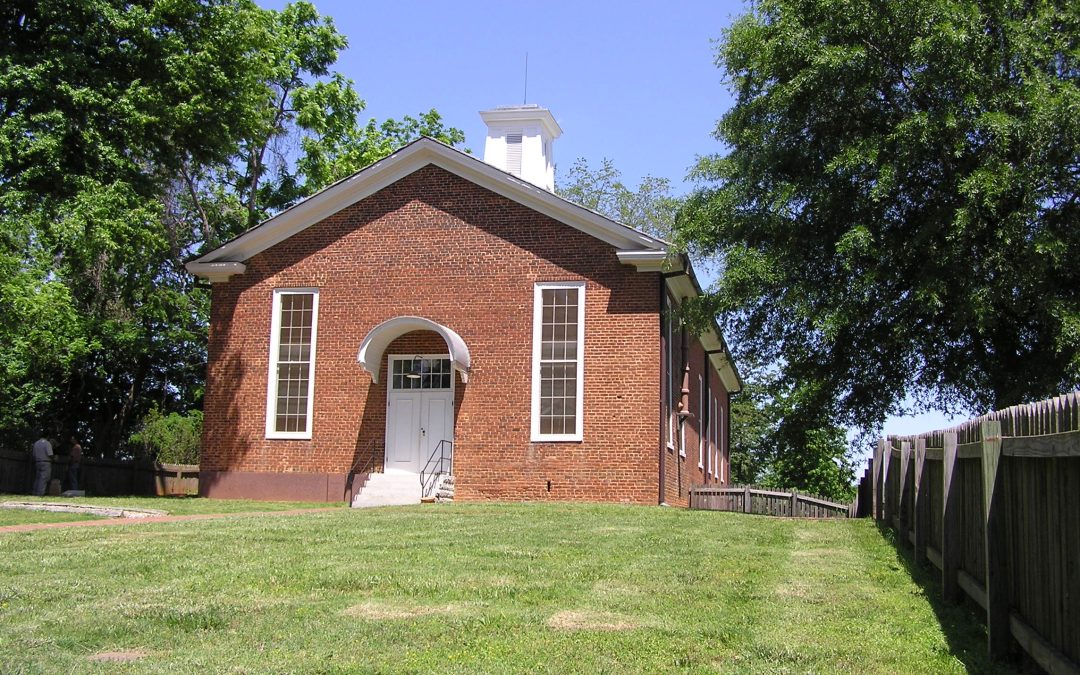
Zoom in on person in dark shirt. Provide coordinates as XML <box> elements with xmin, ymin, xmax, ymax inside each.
<box><xmin>31</xmin><ymin>437</ymin><xmax>53</xmax><ymax>496</ymax></box>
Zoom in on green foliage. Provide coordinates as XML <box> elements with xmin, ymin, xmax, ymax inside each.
<box><xmin>0</xmin><ymin>0</ymin><xmax>464</xmax><ymax>453</ymax></box>
<box><xmin>128</xmin><ymin>408</ymin><xmax>203</xmax><ymax>464</ymax></box>
<box><xmin>762</xmin><ymin>425</ymin><xmax>856</xmax><ymax>503</ymax></box>
<box><xmin>729</xmin><ymin>365</ymin><xmax>856</xmax><ymax>501</ymax></box>
<box><xmin>728</xmin><ymin>377</ymin><xmax>773</xmax><ymax>486</ymax></box>
<box><xmin>557</xmin><ymin>158</ymin><xmax>680</xmax><ymax>240</ymax></box>
<box><xmin>681</xmin><ymin>0</ymin><xmax>1080</xmax><ymax>435</ymax></box>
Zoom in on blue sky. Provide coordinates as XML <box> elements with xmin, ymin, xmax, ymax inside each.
<box><xmin>259</xmin><ymin>0</ymin><xmax>961</xmax><ymax>442</ymax></box>
<box><xmin>260</xmin><ymin>0</ymin><xmax>741</xmax><ymax>189</ymax></box>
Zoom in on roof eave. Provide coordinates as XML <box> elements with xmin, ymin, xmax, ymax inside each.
<box><xmin>185</xmin><ymin>261</ymin><xmax>246</xmax><ymax>283</ymax></box>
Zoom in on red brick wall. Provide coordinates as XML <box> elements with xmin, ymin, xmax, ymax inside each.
<box><xmin>202</xmin><ymin>165</ymin><xmax>663</xmax><ymax>504</ymax></box>
<box><xmin>658</xmin><ymin>325</ymin><xmax>733</xmax><ymax>508</ymax></box>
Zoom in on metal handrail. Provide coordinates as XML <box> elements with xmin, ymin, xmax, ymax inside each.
<box><xmin>420</xmin><ymin>439</ymin><xmax>453</xmax><ymax>498</ymax></box>
<box><xmin>344</xmin><ymin>440</ymin><xmax>382</xmax><ymax>502</ymax></box>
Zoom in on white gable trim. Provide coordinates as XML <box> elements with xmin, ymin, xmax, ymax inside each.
<box><xmin>186</xmin><ymin>261</ymin><xmax>246</xmax><ymax>283</ymax></box>
<box><xmin>616</xmin><ymin>249</ymin><xmax>670</xmax><ymax>271</ymax></box>
<box><xmin>186</xmin><ymin>138</ymin><xmax>666</xmax><ymax>271</ymax></box>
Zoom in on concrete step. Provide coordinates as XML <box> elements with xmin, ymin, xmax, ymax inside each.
<box><xmin>434</xmin><ymin>474</ymin><xmax>455</xmax><ymax>502</ymax></box>
<box><xmin>351</xmin><ymin>473</ymin><xmax>422</xmax><ymax>508</ymax></box>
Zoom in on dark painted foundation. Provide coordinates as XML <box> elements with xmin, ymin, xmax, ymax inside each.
<box><xmin>199</xmin><ymin>470</ymin><xmax>358</xmax><ymax>503</ymax></box>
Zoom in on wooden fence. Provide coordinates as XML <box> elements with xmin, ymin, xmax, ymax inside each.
<box><xmin>0</xmin><ymin>449</ymin><xmax>198</xmax><ymax>497</ymax></box>
<box><xmin>864</xmin><ymin>392</ymin><xmax>1080</xmax><ymax>674</ymax></box>
<box><xmin>690</xmin><ymin>485</ymin><xmax>854</xmax><ymax>518</ymax></box>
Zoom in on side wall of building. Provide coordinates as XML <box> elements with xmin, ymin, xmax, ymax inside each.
<box><xmin>200</xmin><ymin>165</ymin><xmax>662</xmax><ymax>504</ymax></box>
<box><xmin>658</xmin><ymin>296</ymin><xmax>733</xmax><ymax>508</ymax></box>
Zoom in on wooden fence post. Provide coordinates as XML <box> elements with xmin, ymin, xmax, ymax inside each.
<box><xmin>913</xmin><ymin>437</ymin><xmax>928</xmax><ymax>566</ymax></box>
<box><xmin>873</xmin><ymin>439</ymin><xmax>884</xmax><ymax>522</ymax></box>
<box><xmin>743</xmin><ymin>485</ymin><xmax>752</xmax><ymax>514</ymax></box>
<box><xmin>790</xmin><ymin>489</ymin><xmax>798</xmax><ymax>517</ymax></box>
<box><xmin>981</xmin><ymin>420</ymin><xmax>1011</xmax><ymax>659</ymax></box>
<box><xmin>899</xmin><ymin>440</ymin><xmax>911</xmax><ymax>536</ymax></box>
<box><xmin>941</xmin><ymin>431</ymin><xmax>961</xmax><ymax>603</ymax></box>
<box><xmin>881</xmin><ymin>439</ymin><xmax>892</xmax><ymax>523</ymax></box>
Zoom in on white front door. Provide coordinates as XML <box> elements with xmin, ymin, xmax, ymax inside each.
<box><xmin>385</xmin><ymin>355</ymin><xmax>454</xmax><ymax>474</ymax></box>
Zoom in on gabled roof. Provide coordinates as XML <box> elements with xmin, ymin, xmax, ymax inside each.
<box><xmin>187</xmin><ymin>137</ymin><xmax>665</xmax><ymax>272</ymax></box>
<box><xmin>186</xmin><ymin>136</ymin><xmax>742</xmax><ymax>392</ymax></box>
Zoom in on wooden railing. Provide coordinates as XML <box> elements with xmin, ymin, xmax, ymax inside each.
<box><xmin>864</xmin><ymin>391</ymin><xmax>1080</xmax><ymax>673</ymax></box>
<box><xmin>689</xmin><ymin>485</ymin><xmax>854</xmax><ymax>518</ymax></box>
<box><xmin>343</xmin><ymin>440</ymin><xmax>383</xmax><ymax>503</ymax></box>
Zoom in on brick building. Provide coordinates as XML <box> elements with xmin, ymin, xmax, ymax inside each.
<box><xmin>187</xmin><ymin>106</ymin><xmax>741</xmax><ymax>507</ymax></box>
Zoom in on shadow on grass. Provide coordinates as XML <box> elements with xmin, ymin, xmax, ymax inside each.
<box><xmin>873</xmin><ymin>521</ymin><xmax>1018</xmax><ymax>675</ymax></box>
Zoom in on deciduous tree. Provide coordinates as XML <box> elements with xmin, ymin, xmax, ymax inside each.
<box><xmin>0</xmin><ymin>0</ymin><xmax>464</xmax><ymax>454</ymax></box>
<box><xmin>680</xmin><ymin>0</ymin><xmax>1080</xmax><ymax>435</ymax></box>
<box><xmin>557</xmin><ymin>158</ymin><xmax>679</xmax><ymax>240</ymax></box>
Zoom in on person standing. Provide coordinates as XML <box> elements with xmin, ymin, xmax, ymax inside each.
<box><xmin>31</xmin><ymin>437</ymin><xmax>53</xmax><ymax>496</ymax></box>
<box><xmin>68</xmin><ymin>438</ymin><xmax>82</xmax><ymax>492</ymax></box>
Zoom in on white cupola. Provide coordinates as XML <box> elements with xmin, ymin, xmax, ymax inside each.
<box><xmin>480</xmin><ymin>105</ymin><xmax>562</xmax><ymax>192</ymax></box>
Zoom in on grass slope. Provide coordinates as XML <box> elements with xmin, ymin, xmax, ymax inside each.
<box><xmin>0</xmin><ymin>494</ymin><xmax>346</xmax><ymax>521</ymax></box>
<box><xmin>0</xmin><ymin>509</ymin><xmax>102</xmax><ymax>527</ymax></box>
<box><xmin>0</xmin><ymin>503</ymin><xmax>1007</xmax><ymax>673</ymax></box>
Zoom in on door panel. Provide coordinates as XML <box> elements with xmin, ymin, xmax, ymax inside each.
<box><xmin>387</xmin><ymin>393</ymin><xmax>420</xmax><ymax>471</ymax></box>
<box><xmin>422</xmin><ymin>391</ymin><xmax>453</xmax><ymax>469</ymax></box>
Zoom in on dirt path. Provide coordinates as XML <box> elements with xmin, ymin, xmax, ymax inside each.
<box><xmin>0</xmin><ymin>507</ymin><xmax>344</xmax><ymax>534</ymax></box>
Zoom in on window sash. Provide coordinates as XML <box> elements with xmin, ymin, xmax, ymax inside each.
<box><xmin>532</xmin><ymin>282</ymin><xmax>585</xmax><ymax>441</ymax></box>
<box><xmin>391</xmin><ymin>357</ymin><xmax>453</xmax><ymax>391</ymax></box>
<box><xmin>665</xmin><ymin>298</ymin><xmax>676</xmax><ymax>448</ymax></box>
<box><xmin>698</xmin><ymin>375</ymin><xmax>705</xmax><ymax>469</ymax></box>
<box><xmin>266</xmin><ymin>289</ymin><xmax>319</xmax><ymax>439</ymax></box>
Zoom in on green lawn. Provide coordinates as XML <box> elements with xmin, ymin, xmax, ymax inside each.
<box><xmin>0</xmin><ymin>494</ymin><xmax>345</xmax><ymax>522</ymax></box>
<box><xmin>0</xmin><ymin>503</ymin><xmax>1008</xmax><ymax>673</ymax></box>
<box><xmin>0</xmin><ymin>508</ymin><xmax>103</xmax><ymax>527</ymax></box>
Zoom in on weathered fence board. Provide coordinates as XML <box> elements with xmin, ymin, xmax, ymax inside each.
<box><xmin>689</xmin><ymin>485</ymin><xmax>852</xmax><ymax>518</ymax></box>
<box><xmin>0</xmin><ymin>449</ymin><xmax>198</xmax><ymax>496</ymax></box>
<box><xmin>862</xmin><ymin>391</ymin><xmax>1080</xmax><ymax>672</ymax></box>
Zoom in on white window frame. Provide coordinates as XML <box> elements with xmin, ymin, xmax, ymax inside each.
<box><xmin>265</xmin><ymin>288</ymin><xmax>320</xmax><ymax>440</ymax></box>
<box><xmin>708</xmin><ymin>393</ymin><xmax>715</xmax><ymax>477</ymax></box>
<box><xmin>718</xmin><ymin>401</ymin><xmax>726</xmax><ymax>483</ymax></box>
<box><xmin>704</xmin><ymin>393</ymin><xmax>712</xmax><ymax>477</ymax></box>
<box><xmin>531</xmin><ymin>281</ymin><xmax>585</xmax><ymax>442</ymax></box>
<box><xmin>698</xmin><ymin>374</ymin><xmax>705</xmax><ymax>469</ymax></box>
<box><xmin>665</xmin><ymin>299</ymin><xmax>676</xmax><ymax>450</ymax></box>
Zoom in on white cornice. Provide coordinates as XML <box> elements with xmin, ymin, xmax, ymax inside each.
<box><xmin>480</xmin><ymin>105</ymin><xmax>563</xmax><ymax>138</ymax></box>
<box><xmin>616</xmin><ymin>249</ymin><xmax>670</xmax><ymax>272</ymax></box>
<box><xmin>185</xmin><ymin>261</ymin><xmax>246</xmax><ymax>283</ymax></box>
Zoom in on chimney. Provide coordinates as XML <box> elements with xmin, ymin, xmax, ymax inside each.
<box><xmin>480</xmin><ymin>105</ymin><xmax>562</xmax><ymax>191</ymax></box>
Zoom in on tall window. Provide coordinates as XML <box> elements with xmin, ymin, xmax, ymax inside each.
<box><xmin>266</xmin><ymin>289</ymin><xmax>319</xmax><ymax>439</ymax></box>
<box><xmin>532</xmin><ymin>281</ymin><xmax>585</xmax><ymax>441</ymax></box>
<box><xmin>665</xmin><ymin>297</ymin><xmax>677</xmax><ymax>448</ymax></box>
<box><xmin>718</xmin><ymin>401</ymin><xmax>726</xmax><ymax>483</ymax></box>
<box><xmin>698</xmin><ymin>374</ymin><xmax>705</xmax><ymax>469</ymax></box>
<box><xmin>708</xmin><ymin>393</ymin><xmax>715</xmax><ymax>477</ymax></box>
<box><xmin>711</xmin><ymin>394</ymin><xmax>718</xmax><ymax>479</ymax></box>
